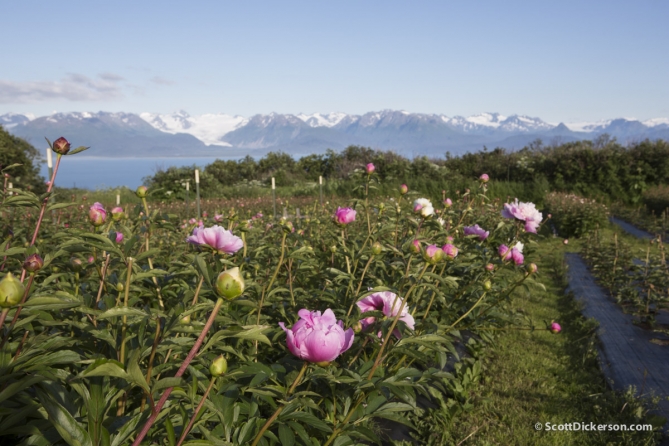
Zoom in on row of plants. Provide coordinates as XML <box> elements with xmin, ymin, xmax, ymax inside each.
<box><xmin>0</xmin><ymin>140</ymin><xmax>556</xmax><ymax>445</ymax></box>
<box><xmin>581</xmin><ymin>229</ymin><xmax>669</xmax><ymax>328</ymax></box>
<box><xmin>544</xmin><ymin>192</ymin><xmax>609</xmax><ymax>238</ymax></box>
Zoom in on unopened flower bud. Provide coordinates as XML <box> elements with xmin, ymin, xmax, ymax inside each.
<box><xmin>352</xmin><ymin>321</ymin><xmax>363</xmax><ymax>334</ymax></box>
<box><xmin>371</xmin><ymin>242</ymin><xmax>383</xmax><ymax>256</ymax></box>
<box><xmin>0</xmin><ymin>273</ymin><xmax>25</xmax><ymax>307</ymax></box>
<box><xmin>88</xmin><ymin>203</ymin><xmax>107</xmax><ymax>227</ymax></box>
<box><xmin>52</xmin><ymin>137</ymin><xmax>71</xmax><ymax>155</ymax></box>
<box><xmin>365</xmin><ymin>163</ymin><xmax>375</xmax><ymax>174</ymax></box>
<box><xmin>116</xmin><ymin>283</ymin><xmax>124</xmax><ymax>292</ymax></box>
<box><xmin>550</xmin><ymin>322</ymin><xmax>561</xmax><ymax>334</ymax></box>
<box><xmin>330</xmin><ymin>245</ymin><xmax>337</xmax><ymax>253</ymax></box>
<box><xmin>210</xmin><ymin>355</ymin><xmax>228</xmax><ymax>376</ymax></box>
<box><xmin>399</xmin><ymin>184</ymin><xmax>408</xmax><ymax>195</ymax></box>
<box><xmin>409</xmin><ymin>239</ymin><xmax>421</xmax><ymax>254</ymax></box>
<box><xmin>180</xmin><ymin>314</ymin><xmax>191</xmax><ymax>325</ymax></box>
<box><xmin>423</xmin><ymin>245</ymin><xmax>444</xmax><ymax>264</ymax></box>
<box><xmin>483</xmin><ymin>280</ymin><xmax>492</xmax><ymax>291</ymax></box>
<box><xmin>136</xmin><ymin>186</ymin><xmax>148</xmax><ymax>198</ymax></box>
<box><xmin>70</xmin><ymin>257</ymin><xmax>83</xmax><ymax>272</ymax></box>
<box><xmin>215</xmin><ymin>267</ymin><xmax>245</xmax><ymax>300</ymax></box>
<box><xmin>563</xmin><ymin>239</ymin><xmax>569</xmax><ymax>245</ymax></box>
<box><xmin>485</xmin><ymin>263</ymin><xmax>494</xmax><ymax>272</ymax></box>
<box><xmin>527</xmin><ymin>263</ymin><xmax>538</xmax><ymax>274</ymax></box>
<box><xmin>479</xmin><ymin>173</ymin><xmax>489</xmax><ymax>183</ymax></box>
<box><xmin>23</xmin><ymin>254</ymin><xmax>44</xmax><ymax>273</ymax></box>
<box><xmin>111</xmin><ymin>206</ymin><xmax>124</xmax><ymax>221</ymax></box>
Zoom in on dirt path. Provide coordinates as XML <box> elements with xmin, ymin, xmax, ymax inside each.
<box><xmin>566</xmin><ymin>253</ymin><xmax>669</xmax><ymax>430</ymax></box>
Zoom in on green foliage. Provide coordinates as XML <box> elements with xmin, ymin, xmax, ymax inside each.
<box><xmin>0</xmin><ymin>126</ymin><xmax>46</xmax><ymax>194</ymax></box>
<box><xmin>544</xmin><ymin>192</ymin><xmax>609</xmax><ymax>238</ymax></box>
<box><xmin>642</xmin><ymin>184</ymin><xmax>669</xmax><ymax>216</ymax></box>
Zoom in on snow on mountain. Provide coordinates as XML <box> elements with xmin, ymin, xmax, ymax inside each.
<box><xmin>0</xmin><ymin>112</ymin><xmax>35</xmax><ymax>129</ymax></box>
<box><xmin>441</xmin><ymin>113</ymin><xmax>552</xmax><ymax>133</ymax></box>
<box><xmin>296</xmin><ymin>112</ymin><xmax>348</xmax><ymax>128</ymax></box>
<box><xmin>643</xmin><ymin>118</ymin><xmax>669</xmax><ymax>128</ymax></box>
<box><xmin>564</xmin><ymin>120</ymin><xmax>613</xmax><ymax>133</ymax></box>
<box><xmin>139</xmin><ymin>111</ymin><xmax>247</xmax><ymax>146</ymax></box>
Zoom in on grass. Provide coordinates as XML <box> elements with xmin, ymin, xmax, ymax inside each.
<box><xmin>433</xmin><ymin>237</ymin><xmax>665</xmax><ymax>445</ymax></box>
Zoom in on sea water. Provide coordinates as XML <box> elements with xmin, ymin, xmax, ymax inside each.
<box><xmin>38</xmin><ymin>156</ymin><xmax>241</xmax><ymax>190</ymax></box>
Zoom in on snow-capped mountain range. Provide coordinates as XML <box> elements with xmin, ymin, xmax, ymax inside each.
<box><xmin>2</xmin><ymin>110</ymin><xmax>668</xmax><ymax>158</ymax></box>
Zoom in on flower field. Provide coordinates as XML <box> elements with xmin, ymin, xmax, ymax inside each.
<box><xmin>0</xmin><ymin>143</ymin><xmax>557</xmax><ymax>445</ymax></box>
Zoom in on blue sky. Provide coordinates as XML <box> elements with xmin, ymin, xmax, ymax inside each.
<box><xmin>2</xmin><ymin>0</ymin><xmax>668</xmax><ymax>122</ymax></box>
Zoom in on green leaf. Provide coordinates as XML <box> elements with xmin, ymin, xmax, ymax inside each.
<box><xmin>96</xmin><ymin>307</ymin><xmax>148</xmax><ymax>320</ymax></box>
<box><xmin>36</xmin><ymin>386</ymin><xmax>93</xmax><ymax>446</ymax></box>
<box><xmin>67</xmin><ymin>146</ymin><xmax>90</xmax><ymax>155</ymax></box>
<box><xmin>278</xmin><ymin>424</ymin><xmax>295</xmax><ymax>446</ymax></box>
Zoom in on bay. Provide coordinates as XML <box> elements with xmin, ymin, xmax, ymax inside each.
<box><xmin>38</xmin><ymin>156</ymin><xmax>241</xmax><ymax>190</ymax></box>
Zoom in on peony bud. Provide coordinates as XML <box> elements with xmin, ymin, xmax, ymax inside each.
<box><xmin>136</xmin><ymin>186</ymin><xmax>148</xmax><ymax>198</ymax></box>
<box><xmin>329</xmin><ymin>245</ymin><xmax>337</xmax><ymax>253</ymax></box>
<box><xmin>365</xmin><ymin>163</ymin><xmax>375</xmax><ymax>174</ymax></box>
<box><xmin>70</xmin><ymin>257</ymin><xmax>83</xmax><ymax>272</ymax></box>
<box><xmin>52</xmin><ymin>137</ymin><xmax>71</xmax><ymax>155</ymax></box>
<box><xmin>371</xmin><ymin>242</ymin><xmax>383</xmax><ymax>256</ymax></box>
<box><xmin>399</xmin><ymin>184</ymin><xmax>408</xmax><ymax>195</ymax></box>
<box><xmin>550</xmin><ymin>322</ymin><xmax>561</xmax><ymax>334</ymax></box>
<box><xmin>527</xmin><ymin>263</ymin><xmax>538</xmax><ymax>274</ymax></box>
<box><xmin>111</xmin><ymin>206</ymin><xmax>124</xmax><ymax>221</ymax></box>
<box><xmin>210</xmin><ymin>355</ymin><xmax>228</xmax><ymax>376</ymax></box>
<box><xmin>215</xmin><ymin>267</ymin><xmax>245</xmax><ymax>300</ymax></box>
<box><xmin>444</xmin><ymin>198</ymin><xmax>453</xmax><ymax>207</ymax></box>
<box><xmin>23</xmin><ymin>254</ymin><xmax>44</xmax><ymax>273</ymax></box>
<box><xmin>179</xmin><ymin>314</ymin><xmax>191</xmax><ymax>325</ymax></box>
<box><xmin>483</xmin><ymin>280</ymin><xmax>492</xmax><ymax>291</ymax></box>
<box><xmin>410</xmin><ymin>239</ymin><xmax>421</xmax><ymax>254</ymax></box>
<box><xmin>352</xmin><ymin>321</ymin><xmax>363</xmax><ymax>334</ymax></box>
<box><xmin>479</xmin><ymin>173</ymin><xmax>489</xmax><ymax>183</ymax></box>
<box><xmin>423</xmin><ymin>244</ymin><xmax>444</xmax><ymax>264</ymax></box>
<box><xmin>0</xmin><ymin>273</ymin><xmax>25</xmax><ymax>307</ymax></box>
<box><xmin>116</xmin><ymin>283</ymin><xmax>124</xmax><ymax>292</ymax></box>
<box><xmin>88</xmin><ymin>202</ymin><xmax>107</xmax><ymax>227</ymax></box>
<box><xmin>485</xmin><ymin>263</ymin><xmax>494</xmax><ymax>272</ymax></box>
<box><xmin>116</xmin><ymin>233</ymin><xmax>124</xmax><ymax>244</ymax></box>
<box><xmin>563</xmin><ymin>239</ymin><xmax>569</xmax><ymax>245</ymax></box>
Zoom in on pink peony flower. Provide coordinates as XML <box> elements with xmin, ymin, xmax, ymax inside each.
<box><xmin>186</xmin><ymin>225</ymin><xmax>243</xmax><ymax>255</ymax></box>
<box><xmin>334</xmin><ymin>207</ymin><xmax>356</xmax><ymax>225</ymax></box>
<box><xmin>214</xmin><ymin>214</ymin><xmax>224</xmax><ymax>222</ymax></box>
<box><xmin>444</xmin><ymin>198</ymin><xmax>453</xmax><ymax>207</ymax></box>
<box><xmin>189</xmin><ymin>218</ymin><xmax>197</xmax><ymax>225</ymax></box>
<box><xmin>366</xmin><ymin>163</ymin><xmax>375</xmax><ymax>174</ymax></box>
<box><xmin>279</xmin><ymin>309</ymin><xmax>354</xmax><ymax>365</ymax></box>
<box><xmin>115</xmin><ymin>233</ymin><xmax>124</xmax><ymax>243</ymax></box>
<box><xmin>550</xmin><ymin>322</ymin><xmax>561</xmax><ymax>334</ymax></box>
<box><xmin>479</xmin><ymin>173</ymin><xmax>489</xmax><ymax>183</ymax></box>
<box><xmin>464</xmin><ymin>224</ymin><xmax>489</xmax><ymax>240</ymax></box>
<box><xmin>498</xmin><ymin>244</ymin><xmax>510</xmax><ymax>260</ymax></box>
<box><xmin>442</xmin><ymin>243</ymin><xmax>458</xmax><ymax>259</ymax></box>
<box><xmin>88</xmin><ymin>202</ymin><xmax>107</xmax><ymax>227</ymax></box>
<box><xmin>501</xmin><ymin>199</ymin><xmax>543</xmax><ymax>233</ymax></box>
<box><xmin>356</xmin><ymin>291</ymin><xmax>415</xmax><ymax>338</ymax></box>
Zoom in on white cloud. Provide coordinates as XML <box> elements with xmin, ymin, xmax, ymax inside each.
<box><xmin>0</xmin><ymin>73</ymin><xmax>124</xmax><ymax>104</ymax></box>
<box><xmin>150</xmin><ymin>76</ymin><xmax>175</xmax><ymax>86</ymax></box>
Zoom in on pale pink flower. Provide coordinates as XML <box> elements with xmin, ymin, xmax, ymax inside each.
<box><xmin>442</xmin><ymin>243</ymin><xmax>458</xmax><ymax>259</ymax></box>
<box><xmin>279</xmin><ymin>309</ymin><xmax>354</xmax><ymax>365</ymax></box>
<box><xmin>88</xmin><ymin>202</ymin><xmax>107</xmax><ymax>227</ymax></box>
<box><xmin>501</xmin><ymin>199</ymin><xmax>543</xmax><ymax>233</ymax></box>
<box><xmin>186</xmin><ymin>225</ymin><xmax>243</xmax><ymax>255</ymax></box>
<box><xmin>357</xmin><ymin>291</ymin><xmax>415</xmax><ymax>338</ymax></box>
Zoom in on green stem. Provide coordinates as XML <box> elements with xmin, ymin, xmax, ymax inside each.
<box><xmin>176</xmin><ymin>377</ymin><xmax>218</xmax><ymax>446</ymax></box>
<box><xmin>347</xmin><ymin>255</ymin><xmax>375</xmax><ymax>317</ymax></box>
<box><xmin>251</xmin><ymin>362</ymin><xmax>308</xmax><ymax>446</ymax></box>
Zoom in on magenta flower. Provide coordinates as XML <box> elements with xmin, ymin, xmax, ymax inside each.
<box><xmin>442</xmin><ymin>243</ymin><xmax>458</xmax><ymax>259</ymax></box>
<box><xmin>279</xmin><ymin>309</ymin><xmax>354</xmax><ymax>365</ymax></box>
<box><xmin>186</xmin><ymin>225</ymin><xmax>243</xmax><ymax>255</ymax></box>
<box><xmin>334</xmin><ymin>207</ymin><xmax>356</xmax><ymax>225</ymax></box>
<box><xmin>501</xmin><ymin>199</ymin><xmax>543</xmax><ymax>233</ymax></box>
<box><xmin>88</xmin><ymin>202</ymin><xmax>107</xmax><ymax>227</ymax></box>
<box><xmin>550</xmin><ymin>322</ymin><xmax>561</xmax><ymax>334</ymax></box>
<box><xmin>366</xmin><ymin>163</ymin><xmax>375</xmax><ymax>174</ymax></box>
<box><xmin>463</xmin><ymin>224</ymin><xmax>489</xmax><ymax>241</ymax></box>
<box><xmin>501</xmin><ymin>242</ymin><xmax>525</xmax><ymax>265</ymax></box>
<box><xmin>499</xmin><ymin>244</ymin><xmax>510</xmax><ymax>260</ymax></box>
<box><xmin>356</xmin><ymin>291</ymin><xmax>415</xmax><ymax>338</ymax></box>
<box><xmin>115</xmin><ymin>233</ymin><xmax>124</xmax><ymax>243</ymax></box>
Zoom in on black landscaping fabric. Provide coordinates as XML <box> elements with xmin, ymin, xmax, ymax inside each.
<box><xmin>610</xmin><ymin>217</ymin><xmax>655</xmax><ymax>240</ymax></box>
<box><xmin>566</xmin><ymin>253</ymin><xmax>669</xmax><ymax>431</ymax></box>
